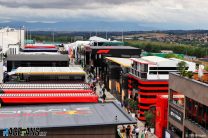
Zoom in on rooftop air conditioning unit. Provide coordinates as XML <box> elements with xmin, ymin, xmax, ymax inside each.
<box><xmin>7</xmin><ymin>44</ymin><xmax>19</xmax><ymax>55</ymax></box>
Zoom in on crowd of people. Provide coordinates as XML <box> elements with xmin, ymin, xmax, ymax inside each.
<box><xmin>119</xmin><ymin>124</ymin><xmax>150</xmax><ymax>138</ymax></box>
<box><xmin>87</xmin><ymin>65</ymin><xmax>106</xmax><ymax>103</ymax></box>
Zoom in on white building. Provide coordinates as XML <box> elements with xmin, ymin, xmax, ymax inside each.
<box><xmin>130</xmin><ymin>56</ymin><xmax>196</xmax><ymax>80</ymax></box>
<box><xmin>0</xmin><ymin>50</ymin><xmax>3</xmax><ymax>83</ymax></box>
<box><xmin>0</xmin><ymin>27</ymin><xmax>24</xmax><ymax>54</ymax></box>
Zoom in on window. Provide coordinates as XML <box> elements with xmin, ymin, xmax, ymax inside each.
<box><xmin>137</xmin><ymin>63</ymin><xmax>140</xmax><ymax>71</ymax></box>
<box><xmin>169</xmin><ymin>123</ymin><xmax>183</xmax><ymax>138</ymax></box>
<box><xmin>149</xmin><ymin>71</ymin><xmax>157</xmax><ymax>74</ymax></box>
<box><xmin>185</xmin><ymin>97</ymin><xmax>208</xmax><ymax>131</ymax></box>
<box><xmin>141</xmin><ymin>73</ymin><xmax>147</xmax><ymax>79</ymax></box>
<box><xmin>149</xmin><ymin>67</ymin><xmax>189</xmax><ymax>71</ymax></box>
<box><xmin>140</xmin><ymin>64</ymin><xmax>148</xmax><ymax>72</ymax></box>
<box><xmin>150</xmin><ymin>67</ymin><xmax>177</xmax><ymax>70</ymax></box>
<box><xmin>169</xmin><ymin>90</ymin><xmax>184</xmax><ymax>108</ymax></box>
<box><xmin>149</xmin><ymin>71</ymin><xmax>177</xmax><ymax>75</ymax></box>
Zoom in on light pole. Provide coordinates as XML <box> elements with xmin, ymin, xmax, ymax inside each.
<box><xmin>52</xmin><ymin>31</ymin><xmax>54</xmax><ymax>43</ymax></box>
<box><xmin>0</xmin><ymin>40</ymin><xmax>3</xmax><ymax>84</ymax></box>
<box><xmin>0</xmin><ymin>32</ymin><xmax>3</xmax><ymax>52</ymax></box>
<box><xmin>1</xmin><ymin>32</ymin><xmax>3</xmax><ymax>48</ymax></box>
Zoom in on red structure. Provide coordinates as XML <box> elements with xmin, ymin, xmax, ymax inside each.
<box><xmin>0</xmin><ymin>93</ymin><xmax>98</xmax><ymax>104</ymax></box>
<box><xmin>128</xmin><ymin>74</ymin><xmax>168</xmax><ymax>121</ymax></box>
<box><xmin>1</xmin><ymin>89</ymin><xmax>93</xmax><ymax>94</ymax></box>
<box><xmin>155</xmin><ymin>95</ymin><xmax>168</xmax><ymax>138</ymax></box>
<box><xmin>25</xmin><ymin>45</ymin><xmax>56</xmax><ymax>49</ymax></box>
<box><xmin>154</xmin><ymin>95</ymin><xmax>184</xmax><ymax>138</ymax></box>
<box><xmin>0</xmin><ymin>84</ymin><xmax>98</xmax><ymax>104</ymax></box>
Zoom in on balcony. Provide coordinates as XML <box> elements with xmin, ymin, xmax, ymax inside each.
<box><xmin>184</xmin><ymin>119</ymin><xmax>208</xmax><ymax>136</ymax></box>
<box><xmin>169</xmin><ymin>72</ymin><xmax>208</xmax><ymax>106</ymax></box>
<box><xmin>185</xmin><ymin>108</ymin><xmax>208</xmax><ymax>133</ymax></box>
<box><xmin>139</xmin><ymin>97</ymin><xmax>156</xmax><ymax>104</ymax></box>
<box><xmin>129</xmin><ymin>68</ymin><xmax>147</xmax><ymax>79</ymax></box>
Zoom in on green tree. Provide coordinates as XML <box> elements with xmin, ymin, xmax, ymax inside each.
<box><xmin>205</xmin><ymin>66</ymin><xmax>208</xmax><ymax>72</ymax></box>
<box><xmin>177</xmin><ymin>61</ymin><xmax>187</xmax><ymax>76</ymax></box>
<box><xmin>144</xmin><ymin>110</ymin><xmax>155</xmax><ymax>128</ymax></box>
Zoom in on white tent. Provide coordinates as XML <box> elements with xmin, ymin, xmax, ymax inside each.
<box><xmin>8</xmin><ymin>70</ymin><xmax>16</xmax><ymax>75</ymax></box>
<box><xmin>89</xmin><ymin>36</ymin><xmax>109</xmax><ymax>42</ymax></box>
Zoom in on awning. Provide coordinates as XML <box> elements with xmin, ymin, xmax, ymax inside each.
<box><xmin>105</xmin><ymin>57</ymin><xmax>132</xmax><ymax>67</ymax></box>
<box><xmin>8</xmin><ymin>69</ymin><xmax>16</xmax><ymax>75</ymax></box>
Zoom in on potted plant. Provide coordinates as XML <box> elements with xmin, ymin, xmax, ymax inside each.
<box><xmin>129</xmin><ymin>99</ymin><xmax>138</xmax><ymax>113</ymax></box>
<box><xmin>124</xmin><ymin>98</ymin><xmax>138</xmax><ymax>113</ymax></box>
<box><xmin>144</xmin><ymin>110</ymin><xmax>155</xmax><ymax>133</ymax></box>
<box><xmin>177</xmin><ymin>61</ymin><xmax>187</xmax><ymax>77</ymax></box>
<box><xmin>186</xmin><ymin>71</ymin><xmax>193</xmax><ymax>79</ymax></box>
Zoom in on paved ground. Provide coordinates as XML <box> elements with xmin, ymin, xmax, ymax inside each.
<box><xmin>94</xmin><ymin>81</ymin><xmax>157</xmax><ymax>138</ymax></box>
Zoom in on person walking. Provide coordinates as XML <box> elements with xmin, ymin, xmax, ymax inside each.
<box><xmin>141</xmin><ymin>130</ymin><xmax>145</xmax><ymax>138</ymax></box>
<box><xmin>120</xmin><ymin>125</ymin><xmax>126</xmax><ymax>138</ymax></box>
<box><xmin>99</xmin><ymin>88</ymin><xmax>103</xmax><ymax>97</ymax></box>
<box><xmin>93</xmin><ymin>86</ymin><xmax>96</xmax><ymax>92</ymax></box>
<box><xmin>98</xmin><ymin>80</ymin><xmax>102</xmax><ymax>88</ymax></box>
<box><xmin>102</xmin><ymin>86</ymin><xmax>105</xmax><ymax>94</ymax></box>
<box><xmin>132</xmin><ymin>125</ymin><xmax>136</xmax><ymax>138</ymax></box>
<box><xmin>102</xmin><ymin>93</ymin><xmax>106</xmax><ymax>103</ymax></box>
<box><xmin>135</xmin><ymin>126</ymin><xmax>140</xmax><ymax>138</ymax></box>
<box><xmin>145</xmin><ymin>128</ymin><xmax>148</xmax><ymax>138</ymax></box>
<box><xmin>126</xmin><ymin>125</ymin><xmax>131</xmax><ymax>138</ymax></box>
<box><xmin>90</xmin><ymin>83</ymin><xmax>94</xmax><ymax>90</ymax></box>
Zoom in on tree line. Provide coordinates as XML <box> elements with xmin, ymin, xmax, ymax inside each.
<box><xmin>125</xmin><ymin>40</ymin><xmax>208</xmax><ymax>58</ymax></box>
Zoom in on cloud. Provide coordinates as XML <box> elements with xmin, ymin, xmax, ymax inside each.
<box><xmin>0</xmin><ymin>0</ymin><xmax>140</xmax><ymax>9</ymax></box>
<box><xmin>0</xmin><ymin>0</ymin><xmax>207</xmax><ymax>29</ymax></box>
<box><xmin>26</xmin><ymin>21</ymin><xmax>58</xmax><ymax>24</ymax></box>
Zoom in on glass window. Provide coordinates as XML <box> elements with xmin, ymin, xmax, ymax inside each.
<box><xmin>170</xmin><ymin>90</ymin><xmax>184</xmax><ymax>108</ymax></box>
<box><xmin>141</xmin><ymin>73</ymin><xmax>147</xmax><ymax>79</ymax></box>
<box><xmin>185</xmin><ymin>98</ymin><xmax>208</xmax><ymax>131</ymax></box>
<box><xmin>169</xmin><ymin>123</ymin><xmax>183</xmax><ymax>138</ymax></box>
<box><xmin>137</xmin><ymin>63</ymin><xmax>140</xmax><ymax>71</ymax></box>
<box><xmin>144</xmin><ymin>64</ymin><xmax>148</xmax><ymax>72</ymax></box>
<box><xmin>140</xmin><ymin>64</ymin><xmax>144</xmax><ymax>72</ymax></box>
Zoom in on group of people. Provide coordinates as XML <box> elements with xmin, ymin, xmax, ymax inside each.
<box><xmin>120</xmin><ymin>124</ymin><xmax>150</xmax><ymax>138</ymax></box>
<box><xmin>87</xmin><ymin>65</ymin><xmax>106</xmax><ymax>103</ymax></box>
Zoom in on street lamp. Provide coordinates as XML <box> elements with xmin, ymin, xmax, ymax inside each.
<box><xmin>0</xmin><ymin>32</ymin><xmax>4</xmax><ymax>54</ymax></box>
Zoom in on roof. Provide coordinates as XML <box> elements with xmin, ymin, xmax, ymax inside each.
<box><xmin>105</xmin><ymin>57</ymin><xmax>132</xmax><ymax>67</ymax></box>
<box><xmin>23</xmin><ymin>48</ymin><xmax>57</xmax><ymax>50</ymax></box>
<box><xmin>23</xmin><ymin>48</ymin><xmax>58</xmax><ymax>52</ymax></box>
<box><xmin>25</xmin><ymin>43</ymin><xmax>56</xmax><ymax>46</ymax></box>
<box><xmin>7</xmin><ymin>54</ymin><xmax>69</xmax><ymax>61</ymax></box>
<box><xmin>89</xmin><ymin>36</ymin><xmax>109</xmax><ymax>42</ymax></box>
<box><xmin>131</xmin><ymin>56</ymin><xmax>174</xmax><ymax>65</ymax></box>
<box><xmin>15</xmin><ymin>67</ymin><xmax>86</xmax><ymax>75</ymax></box>
<box><xmin>199</xmin><ymin>58</ymin><xmax>208</xmax><ymax>62</ymax></box>
<box><xmin>169</xmin><ymin>58</ymin><xmax>194</xmax><ymax>64</ymax></box>
<box><xmin>90</xmin><ymin>46</ymin><xmax>139</xmax><ymax>50</ymax></box>
<box><xmin>142</xmin><ymin>56</ymin><xmax>170</xmax><ymax>63</ymax></box>
<box><xmin>130</xmin><ymin>58</ymin><xmax>153</xmax><ymax>64</ymax></box>
<box><xmin>0</xmin><ymin>93</ymin><xmax>98</xmax><ymax>104</ymax></box>
<box><xmin>0</xmin><ymin>83</ymin><xmax>90</xmax><ymax>89</ymax></box>
<box><xmin>0</xmin><ymin>102</ymin><xmax>136</xmax><ymax>129</ymax></box>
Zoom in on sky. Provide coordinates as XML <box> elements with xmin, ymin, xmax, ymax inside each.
<box><xmin>0</xmin><ymin>0</ymin><xmax>208</xmax><ymax>31</ymax></box>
